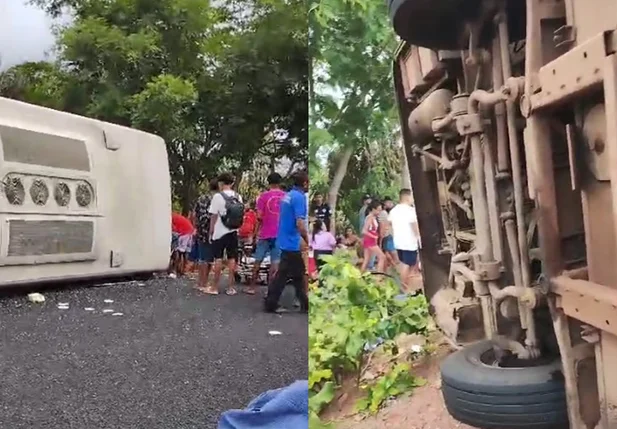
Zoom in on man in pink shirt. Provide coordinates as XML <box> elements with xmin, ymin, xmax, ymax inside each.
<box><xmin>247</xmin><ymin>173</ymin><xmax>286</xmax><ymax>295</ymax></box>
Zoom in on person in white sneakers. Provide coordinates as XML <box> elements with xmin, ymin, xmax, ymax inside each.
<box><xmin>205</xmin><ymin>172</ymin><xmax>244</xmax><ymax>296</ymax></box>
<box><xmin>388</xmin><ymin>189</ymin><xmax>421</xmax><ymax>293</ymax></box>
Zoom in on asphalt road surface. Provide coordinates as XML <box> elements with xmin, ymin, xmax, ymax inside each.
<box><xmin>0</xmin><ymin>277</ymin><xmax>308</xmax><ymax>429</ymax></box>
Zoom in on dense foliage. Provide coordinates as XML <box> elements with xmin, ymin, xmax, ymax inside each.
<box><xmin>1</xmin><ymin>0</ymin><xmax>308</xmax><ymax>212</ymax></box>
<box><xmin>309</xmin><ymin>253</ymin><xmax>429</xmax><ymax>426</ymax></box>
<box><xmin>309</xmin><ymin>0</ymin><xmax>403</xmax><ymax>229</ymax></box>
<box><xmin>312</xmin><ymin>141</ymin><xmax>405</xmax><ymax>231</ymax></box>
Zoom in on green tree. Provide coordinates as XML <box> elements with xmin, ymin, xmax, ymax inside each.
<box><xmin>212</xmin><ymin>0</ymin><xmax>308</xmax><ymax>183</ymax></box>
<box><xmin>309</xmin><ymin>0</ymin><xmax>399</xmax><ymax>230</ymax></box>
<box><xmin>3</xmin><ymin>0</ymin><xmax>307</xmax><ymax>212</ymax></box>
<box><xmin>0</xmin><ymin>62</ymin><xmax>70</xmax><ymax>110</ymax></box>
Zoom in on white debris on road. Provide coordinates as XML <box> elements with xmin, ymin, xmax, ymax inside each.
<box><xmin>27</xmin><ymin>293</ymin><xmax>45</xmax><ymax>304</ymax></box>
<box><xmin>268</xmin><ymin>331</ymin><xmax>282</xmax><ymax>336</ymax></box>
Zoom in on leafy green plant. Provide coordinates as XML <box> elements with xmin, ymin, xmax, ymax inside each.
<box><xmin>309</xmin><ymin>252</ymin><xmax>429</xmax><ymax>421</ymax></box>
<box><xmin>356</xmin><ymin>363</ymin><xmax>426</xmax><ymax>413</ymax></box>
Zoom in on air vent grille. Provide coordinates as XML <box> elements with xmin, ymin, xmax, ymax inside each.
<box><xmin>76</xmin><ymin>182</ymin><xmax>93</xmax><ymax>207</ymax></box>
<box><xmin>30</xmin><ymin>179</ymin><xmax>49</xmax><ymax>206</ymax></box>
<box><xmin>3</xmin><ymin>176</ymin><xmax>25</xmax><ymax>205</ymax></box>
<box><xmin>8</xmin><ymin>220</ymin><xmax>94</xmax><ymax>256</ymax></box>
<box><xmin>54</xmin><ymin>182</ymin><xmax>71</xmax><ymax>207</ymax></box>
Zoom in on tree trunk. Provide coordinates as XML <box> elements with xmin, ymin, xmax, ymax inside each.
<box><xmin>234</xmin><ymin>171</ymin><xmax>244</xmax><ymax>191</ymax></box>
<box><xmin>179</xmin><ymin>179</ymin><xmax>195</xmax><ymax>216</ymax></box>
<box><xmin>327</xmin><ymin>146</ymin><xmax>354</xmax><ymax>231</ymax></box>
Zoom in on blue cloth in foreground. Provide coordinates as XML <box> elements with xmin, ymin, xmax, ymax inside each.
<box><xmin>218</xmin><ymin>380</ymin><xmax>308</xmax><ymax>429</ymax></box>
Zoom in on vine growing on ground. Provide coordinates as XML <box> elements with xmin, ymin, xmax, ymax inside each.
<box><xmin>308</xmin><ymin>252</ymin><xmax>429</xmax><ymax>425</ymax></box>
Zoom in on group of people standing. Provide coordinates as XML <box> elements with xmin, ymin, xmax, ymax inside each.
<box><xmin>306</xmin><ymin>189</ymin><xmax>421</xmax><ymax>293</ymax></box>
<box><xmin>171</xmin><ymin>170</ymin><xmax>310</xmax><ymax>313</ymax></box>
<box><xmin>359</xmin><ymin>189</ymin><xmax>421</xmax><ymax>291</ymax></box>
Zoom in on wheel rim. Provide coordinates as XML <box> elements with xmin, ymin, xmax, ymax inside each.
<box><xmin>480</xmin><ymin>347</ymin><xmax>557</xmax><ymax>369</ymax></box>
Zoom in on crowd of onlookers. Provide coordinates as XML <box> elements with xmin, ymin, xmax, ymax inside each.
<box><xmin>308</xmin><ymin>190</ymin><xmax>421</xmax><ymax>293</ymax></box>
<box><xmin>170</xmin><ymin>171</ymin><xmax>422</xmax><ymax>307</ymax></box>
<box><xmin>170</xmin><ymin>170</ymin><xmax>310</xmax><ymax>313</ymax></box>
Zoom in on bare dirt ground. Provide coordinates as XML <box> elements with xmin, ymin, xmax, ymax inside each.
<box><xmin>326</xmin><ymin>336</ymin><xmax>474</xmax><ymax>429</ymax></box>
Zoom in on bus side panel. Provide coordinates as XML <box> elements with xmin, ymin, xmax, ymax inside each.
<box><xmin>0</xmin><ymin>97</ymin><xmax>171</xmax><ymax>286</ymax></box>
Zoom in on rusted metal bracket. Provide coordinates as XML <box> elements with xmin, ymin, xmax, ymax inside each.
<box><xmin>565</xmin><ymin>124</ymin><xmax>579</xmax><ymax>190</ymax></box>
<box><xmin>531</xmin><ymin>31</ymin><xmax>615</xmax><ymax>111</ymax></box>
<box><xmin>551</xmin><ymin>276</ymin><xmax>617</xmax><ymax>337</ymax></box>
<box><xmin>580</xmin><ymin>325</ymin><xmax>600</xmax><ymax>344</ymax></box>
<box><xmin>476</xmin><ymin>261</ymin><xmax>501</xmax><ymax>281</ymax></box>
<box><xmin>605</xmin><ymin>53</ymin><xmax>617</xmax><ymax>272</ymax></box>
<box><xmin>411</xmin><ymin>145</ymin><xmax>459</xmax><ymax>169</ymax></box>
<box><xmin>455</xmin><ymin>114</ymin><xmax>483</xmax><ymax>136</ymax></box>
<box><xmin>554</xmin><ymin>25</ymin><xmax>576</xmax><ymax>49</ymax></box>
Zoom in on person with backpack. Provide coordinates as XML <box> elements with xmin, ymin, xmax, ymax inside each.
<box><xmin>205</xmin><ymin>172</ymin><xmax>245</xmax><ymax>296</ymax></box>
<box><xmin>192</xmin><ymin>178</ymin><xmax>220</xmax><ymax>292</ymax></box>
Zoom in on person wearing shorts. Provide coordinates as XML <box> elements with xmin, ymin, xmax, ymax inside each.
<box><xmin>176</xmin><ymin>234</ymin><xmax>192</xmax><ymax>253</ymax></box>
<box><xmin>264</xmin><ymin>171</ymin><xmax>309</xmax><ymax>313</ymax></box>
<box><xmin>171</xmin><ymin>212</ymin><xmax>194</xmax><ymax>276</ymax></box>
<box><xmin>378</xmin><ymin>196</ymin><xmax>398</xmax><ymax>269</ymax></box>
<box><xmin>171</xmin><ymin>232</ymin><xmax>179</xmax><ymax>253</ymax></box>
<box><xmin>360</xmin><ymin>201</ymin><xmax>386</xmax><ymax>273</ymax></box>
<box><xmin>192</xmin><ymin>178</ymin><xmax>219</xmax><ymax>291</ymax></box>
<box><xmin>358</xmin><ymin>194</ymin><xmax>377</xmax><ymax>270</ymax></box>
<box><xmin>397</xmin><ymin>248</ymin><xmax>418</xmax><ymax>269</ymax></box>
<box><xmin>248</xmin><ymin>173</ymin><xmax>285</xmax><ymax>295</ymax></box>
<box><xmin>205</xmin><ymin>172</ymin><xmax>243</xmax><ymax>296</ymax></box>
<box><xmin>389</xmin><ymin>189</ymin><xmax>421</xmax><ymax>293</ymax></box>
<box><xmin>310</xmin><ymin>219</ymin><xmax>336</xmax><ymax>273</ymax></box>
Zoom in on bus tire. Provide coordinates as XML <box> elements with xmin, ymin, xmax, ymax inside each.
<box><xmin>440</xmin><ymin>340</ymin><xmax>569</xmax><ymax>429</ymax></box>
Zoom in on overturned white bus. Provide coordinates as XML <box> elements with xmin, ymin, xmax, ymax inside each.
<box><xmin>0</xmin><ymin>97</ymin><xmax>171</xmax><ymax>287</ymax></box>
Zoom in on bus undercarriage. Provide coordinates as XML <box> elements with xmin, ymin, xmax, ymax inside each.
<box><xmin>390</xmin><ymin>0</ymin><xmax>617</xmax><ymax>428</ymax></box>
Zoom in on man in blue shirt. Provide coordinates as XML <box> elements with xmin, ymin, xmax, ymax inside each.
<box><xmin>264</xmin><ymin>170</ymin><xmax>309</xmax><ymax>313</ymax></box>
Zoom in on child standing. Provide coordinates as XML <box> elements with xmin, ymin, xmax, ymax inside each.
<box><xmin>310</xmin><ymin>219</ymin><xmax>336</xmax><ymax>272</ymax></box>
